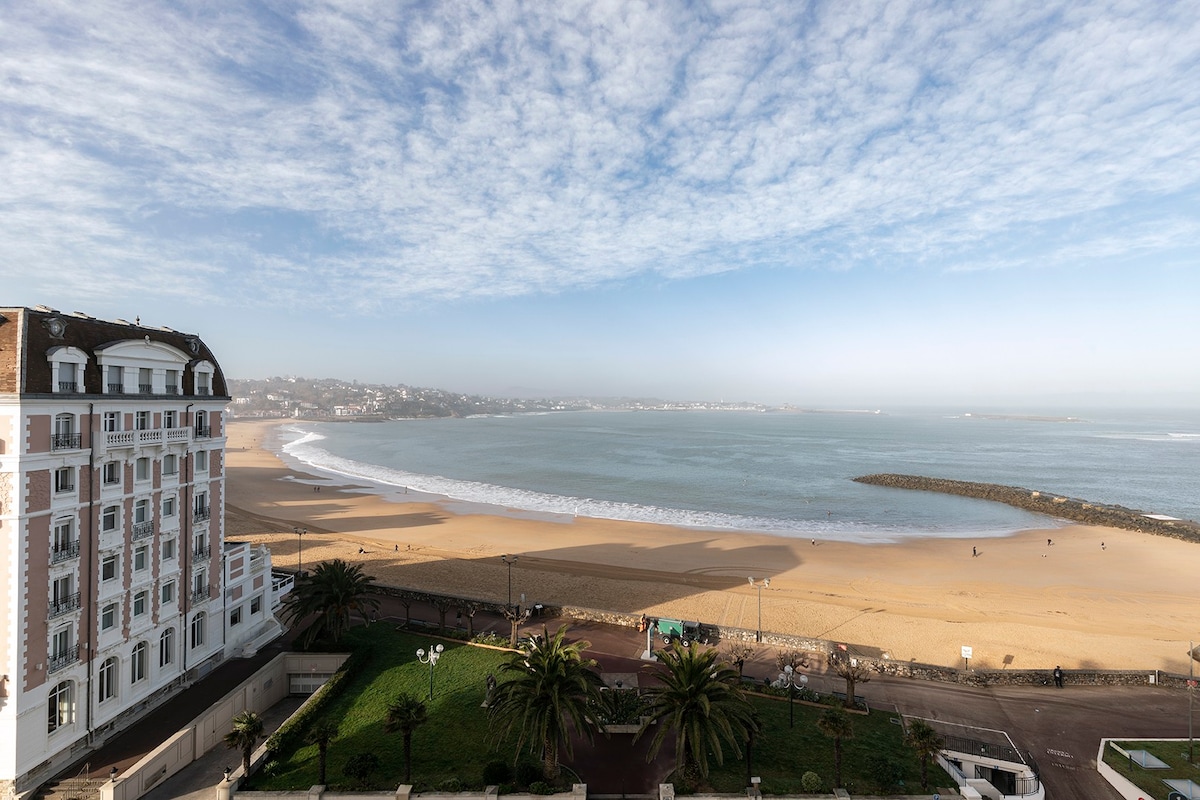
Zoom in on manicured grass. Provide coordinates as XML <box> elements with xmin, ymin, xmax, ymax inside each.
<box><xmin>252</xmin><ymin>626</ymin><xmax>947</xmax><ymax>794</ymax></box>
<box><xmin>251</xmin><ymin>626</ymin><xmax>514</xmax><ymax>791</ymax></box>
<box><xmin>1103</xmin><ymin>740</ymin><xmax>1200</xmax><ymax>800</ymax></box>
<box><xmin>706</xmin><ymin>695</ymin><xmax>952</xmax><ymax>795</ymax></box>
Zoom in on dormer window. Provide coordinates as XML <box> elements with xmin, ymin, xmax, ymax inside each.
<box><xmin>106</xmin><ymin>365</ymin><xmax>124</xmax><ymax>394</ymax></box>
<box><xmin>46</xmin><ymin>346</ymin><xmax>87</xmax><ymax>394</ymax></box>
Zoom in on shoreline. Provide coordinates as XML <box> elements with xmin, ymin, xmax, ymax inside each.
<box><xmin>225</xmin><ymin>418</ymin><xmax>1200</xmax><ymax>672</ymax></box>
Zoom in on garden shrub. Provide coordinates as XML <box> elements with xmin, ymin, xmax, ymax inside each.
<box><xmin>801</xmin><ymin>771</ymin><xmax>822</xmax><ymax>792</ymax></box>
<box><xmin>439</xmin><ymin>777</ymin><xmax>464</xmax><ymax>792</ymax></box>
<box><xmin>482</xmin><ymin>760</ymin><xmax>513</xmax><ymax>786</ymax></box>
<box><xmin>529</xmin><ymin>781</ymin><xmax>554</xmax><ymax>795</ymax></box>
<box><xmin>515</xmin><ymin>760</ymin><xmax>542</xmax><ymax>788</ymax></box>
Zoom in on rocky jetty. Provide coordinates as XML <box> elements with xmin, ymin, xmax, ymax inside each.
<box><xmin>853</xmin><ymin>473</ymin><xmax>1200</xmax><ymax>543</ymax></box>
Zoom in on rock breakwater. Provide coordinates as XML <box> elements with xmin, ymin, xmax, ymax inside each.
<box><xmin>853</xmin><ymin>473</ymin><xmax>1200</xmax><ymax>542</ymax></box>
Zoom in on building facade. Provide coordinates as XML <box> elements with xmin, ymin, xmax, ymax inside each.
<box><xmin>0</xmin><ymin>306</ymin><xmax>277</xmax><ymax>798</ymax></box>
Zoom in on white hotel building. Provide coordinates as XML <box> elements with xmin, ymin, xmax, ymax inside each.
<box><xmin>0</xmin><ymin>307</ymin><xmax>281</xmax><ymax>798</ymax></box>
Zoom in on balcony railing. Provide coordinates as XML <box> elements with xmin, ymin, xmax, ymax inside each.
<box><xmin>49</xmin><ymin>592</ymin><xmax>81</xmax><ymax>619</ymax></box>
<box><xmin>193</xmin><ymin>506</ymin><xmax>211</xmax><ymax>521</ymax></box>
<box><xmin>165</xmin><ymin>384</ymin><xmax>179</xmax><ymax>395</ymax></box>
<box><xmin>107</xmin><ymin>382</ymin><xmax>123</xmax><ymax>393</ymax></box>
<box><xmin>51</xmin><ymin>433</ymin><xmax>81</xmax><ymax>451</ymax></box>
<box><xmin>51</xmin><ymin>541</ymin><xmax>80</xmax><ymax>564</ymax></box>
<box><xmin>48</xmin><ymin>645</ymin><xmax>80</xmax><ymax>673</ymax></box>
<box><xmin>55</xmin><ymin>478</ymin><xmax>75</xmax><ymax>494</ymax></box>
<box><xmin>139</xmin><ymin>383</ymin><xmax>153</xmax><ymax>393</ymax></box>
<box><xmin>194</xmin><ymin>543</ymin><xmax>212</xmax><ymax>559</ymax></box>
<box><xmin>105</xmin><ymin>427</ymin><xmax>183</xmax><ymax>448</ymax></box>
<box><xmin>194</xmin><ymin>425</ymin><xmax>211</xmax><ymax>438</ymax></box>
<box><xmin>58</xmin><ymin>381</ymin><xmax>77</xmax><ymax>392</ymax></box>
<box><xmin>165</xmin><ymin>427</ymin><xmax>191</xmax><ymax>443</ymax></box>
<box><xmin>132</xmin><ymin>521</ymin><xmax>155</xmax><ymax>540</ymax></box>
<box><xmin>191</xmin><ymin>584</ymin><xmax>212</xmax><ymax>604</ymax></box>
<box><xmin>196</xmin><ymin>387</ymin><xmax>212</xmax><ymax>396</ymax></box>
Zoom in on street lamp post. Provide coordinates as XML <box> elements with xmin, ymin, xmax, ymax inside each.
<box><xmin>747</xmin><ymin>577</ymin><xmax>770</xmax><ymax>643</ymax></box>
<box><xmin>501</xmin><ymin>554</ymin><xmax>520</xmax><ymax>648</ymax></box>
<box><xmin>780</xmin><ymin>665</ymin><xmax>809</xmax><ymax>728</ymax></box>
<box><xmin>416</xmin><ymin>643</ymin><xmax>444</xmax><ymax>700</ymax></box>
<box><xmin>294</xmin><ymin>527</ymin><xmax>307</xmax><ymax>575</ymax></box>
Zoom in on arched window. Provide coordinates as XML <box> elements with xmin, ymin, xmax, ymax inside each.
<box><xmin>98</xmin><ymin>658</ymin><xmax>118</xmax><ymax>703</ymax></box>
<box><xmin>47</xmin><ymin>681</ymin><xmax>74</xmax><ymax>733</ymax></box>
<box><xmin>159</xmin><ymin>628</ymin><xmax>175</xmax><ymax>668</ymax></box>
<box><xmin>194</xmin><ymin>409</ymin><xmax>209</xmax><ymax>438</ymax></box>
<box><xmin>190</xmin><ymin>612</ymin><xmax>206</xmax><ymax>649</ymax></box>
<box><xmin>130</xmin><ymin>642</ymin><xmax>147</xmax><ymax>683</ymax></box>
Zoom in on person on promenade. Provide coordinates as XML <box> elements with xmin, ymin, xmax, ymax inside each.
<box><xmin>1053</xmin><ymin>665</ymin><xmax>1064</xmax><ymax>688</ymax></box>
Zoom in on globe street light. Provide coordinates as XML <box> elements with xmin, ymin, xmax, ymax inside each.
<box><xmin>780</xmin><ymin>664</ymin><xmax>809</xmax><ymax>728</ymax></box>
<box><xmin>416</xmin><ymin>643</ymin><xmax>444</xmax><ymax>700</ymax></box>
<box><xmin>293</xmin><ymin>527</ymin><xmax>307</xmax><ymax>575</ymax></box>
<box><xmin>748</xmin><ymin>577</ymin><xmax>770</xmax><ymax>643</ymax></box>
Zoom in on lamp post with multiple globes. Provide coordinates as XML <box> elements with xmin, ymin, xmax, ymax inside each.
<box><xmin>416</xmin><ymin>643</ymin><xmax>444</xmax><ymax>700</ymax></box>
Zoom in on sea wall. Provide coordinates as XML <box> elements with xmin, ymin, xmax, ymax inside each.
<box><xmin>853</xmin><ymin>473</ymin><xmax>1200</xmax><ymax>542</ymax></box>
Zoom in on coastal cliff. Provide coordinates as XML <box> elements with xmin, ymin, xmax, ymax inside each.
<box><xmin>853</xmin><ymin>473</ymin><xmax>1200</xmax><ymax>542</ymax></box>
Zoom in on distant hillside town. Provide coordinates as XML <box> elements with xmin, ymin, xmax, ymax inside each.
<box><xmin>227</xmin><ymin>376</ymin><xmax>772</xmax><ymax>419</ymax></box>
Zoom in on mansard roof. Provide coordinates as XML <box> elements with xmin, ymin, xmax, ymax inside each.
<box><xmin>0</xmin><ymin>306</ymin><xmax>229</xmax><ymax>397</ymax></box>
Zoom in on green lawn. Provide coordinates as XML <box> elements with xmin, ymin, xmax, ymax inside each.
<box><xmin>251</xmin><ymin>626</ymin><xmax>513</xmax><ymax>791</ymax></box>
<box><xmin>1104</xmin><ymin>740</ymin><xmax>1200</xmax><ymax>800</ymax></box>
<box><xmin>706</xmin><ymin>695</ymin><xmax>951</xmax><ymax>795</ymax></box>
<box><xmin>251</xmin><ymin>626</ymin><xmax>950</xmax><ymax>794</ymax></box>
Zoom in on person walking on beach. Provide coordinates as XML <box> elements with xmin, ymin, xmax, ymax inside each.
<box><xmin>972</xmin><ymin>546</ymin><xmax>977</xmax><ymax>557</ymax></box>
<box><xmin>1053</xmin><ymin>665</ymin><xmax>1064</xmax><ymax>688</ymax></box>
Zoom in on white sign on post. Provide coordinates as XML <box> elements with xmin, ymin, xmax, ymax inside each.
<box><xmin>961</xmin><ymin>646</ymin><xmax>973</xmax><ymax>660</ymax></box>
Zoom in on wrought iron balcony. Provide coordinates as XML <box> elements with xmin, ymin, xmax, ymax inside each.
<box><xmin>51</xmin><ymin>433</ymin><xmax>81</xmax><ymax>451</ymax></box>
<box><xmin>191</xmin><ymin>584</ymin><xmax>211</xmax><ymax>604</ymax></box>
<box><xmin>196</xmin><ymin>387</ymin><xmax>212</xmax><ymax>396</ymax></box>
<box><xmin>194</xmin><ymin>425</ymin><xmax>211</xmax><ymax>438</ymax></box>
<box><xmin>139</xmin><ymin>383</ymin><xmax>153</xmax><ymax>393</ymax></box>
<box><xmin>107</xmin><ymin>382</ymin><xmax>124</xmax><ymax>393</ymax></box>
<box><xmin>132</xmin><ymin>521</ymin><xmax>155</xmax><ymax>540</ymax></box>
<box><xmin>165</xmin><ymin>384</ymin><xmax>179</xmax><ymax>395</ymax></box>
<box><xmin>51</xmin><ymin>541</ymin><xmax>80</xmax><ymax>564</ymax></box>
<box><xmin>58</xmin><ymin>381</ymin><xmax>77</xmax><ymax>392</ymax></box>
<box><xmin>49</xmin><ymin>592</ymin><xmax>81</xmax><ymax>619</ymax></box>
<box><xmin>193</xmin><ymin>543</ymin><xmax>212</xmax><ymax>559</ymax></box>
<box><xmin>193</xmin><ymin>506</ymin><xmax>211</xmax><ymax>521</ymax></box>
<box><xmin>48</xmin><ymin>645</ymin><xmax>80</xmax><ymax>673</ymax></box>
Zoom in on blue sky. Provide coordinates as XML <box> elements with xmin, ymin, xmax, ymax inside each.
<box><xmin>3</xmin><ymin>1</ymin><xmax>1198</xmax><ymax>407</ymax></box>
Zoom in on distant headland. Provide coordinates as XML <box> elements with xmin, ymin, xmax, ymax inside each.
<box><xmin>854</xmin><ymin>473</ymin><xmax>1200</xmax><ymax>542</ymax></box>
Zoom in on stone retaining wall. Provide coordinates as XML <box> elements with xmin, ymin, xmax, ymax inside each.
<box><xmin>853</xmin><ymin>474</ymin><xmax>1200</xmax><ymax>542</ymax></box>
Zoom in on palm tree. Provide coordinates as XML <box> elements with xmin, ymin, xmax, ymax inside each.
<box><xmin>487</xmin><ymin>624</ymin><xmax>605</xmax><ymax>782</ymax></box>
<box><xmin>384</xmin><ymin>693</ymin><xmax>428</xmax><ymax>784</ymax></box>
<box><xmin>817</xmin><ymin>707</ymin><xmax>854</xmax><ymax>788</ymax></box>
<box><xmin>223</xmin><ymin>710</ymin><xmax>265</xmax><ymax>776</ymax></box>
<box><xmin>306</xmin><ymin>718</ymin><xmax>339</xmax><ymax>785</ymax></box>
<box><xmin>638</xmin><ymin>644</ymin><xmax>759</xmax><ymax>787</ymax></box>
<box><xmin>281</xmin><ymin>558</ymin><xmax>380</xmax><ymax>646</ymax></box>
<box><xmin>905</xmin><ymin>719</ymin><xmax>945</xmax><ymax>790</ymax></box>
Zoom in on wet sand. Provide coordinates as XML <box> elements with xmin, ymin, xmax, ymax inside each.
<box><xmin>225</xmin><ymin>419</ymin><xmax>1200</xmax><ymax>672</ymax></box>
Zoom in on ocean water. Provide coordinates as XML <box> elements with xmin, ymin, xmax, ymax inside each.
<box><xmin>276</xmin><ymin>408</ymin><xmax>1200</xmax><ymax>543</ymax></box>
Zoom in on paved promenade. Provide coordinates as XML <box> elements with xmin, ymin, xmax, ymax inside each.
<box><xmin>50</xmin><ymin>594</ymin><xmax>1192</xmax><ymax>800</ymax></box>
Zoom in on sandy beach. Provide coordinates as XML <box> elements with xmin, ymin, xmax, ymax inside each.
<box><xmin>225</xmin><ymin>419</ymin><xmax>1200</xmax><ymax>673</ymax></box>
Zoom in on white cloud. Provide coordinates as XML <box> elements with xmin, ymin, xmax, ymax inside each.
<box><xmin>2</xmin><ymin>0</ymin><xmax>1197</xmax><ymax>310</ymax></box>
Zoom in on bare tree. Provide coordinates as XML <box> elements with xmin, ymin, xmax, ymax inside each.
<box><xmin>433</xmin><ymin>597</ymin><xmax>454</xmax><ymax>632</ymax></box>
<box><xmin>775</xmin><ymin>648</ymin><xmax>810</xmax><ymax>673</ymax></box>
<box><xmin>723</xmin><ymin>642</ymin><xmax>755</xmax><ymax>677</ymax></box>
<box><xmin>830</xmin><ymin>653</ymin><xmax>872</xmax><ymax>709</ymax></box>
<box><xmin>458</xmin><ymin>600</ymin><xmax>481</xmax><ymax>637</ymax></box>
